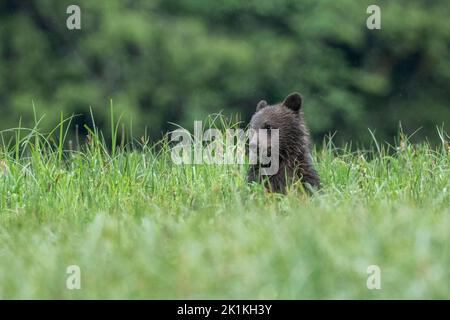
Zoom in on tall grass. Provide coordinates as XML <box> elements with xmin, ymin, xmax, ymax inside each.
<box><xmin>0</xmin><ymin>112</ymin><xmax>448</xmax><ymax>299</ymax></box>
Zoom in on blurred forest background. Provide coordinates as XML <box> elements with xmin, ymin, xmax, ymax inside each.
<box><xmin>0</xmin><ymin>0</ymin><xmax>449</xmax><ymax>145</ymax></box>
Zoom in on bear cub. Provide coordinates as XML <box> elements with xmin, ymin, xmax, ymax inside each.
<box><xmin>247</xmin><ymin>92</ymin><xmax>320</xmax><ymax>193</ymax></box>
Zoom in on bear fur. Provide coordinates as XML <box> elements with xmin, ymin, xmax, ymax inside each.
<box><xmin>247</xmin><ymin>92</ymin><xmax>320</xmax><ymax>193</ymax></box>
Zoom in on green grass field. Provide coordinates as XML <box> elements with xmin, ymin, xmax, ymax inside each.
<box><xmin>0</xmin><ymin>115</ymin><xmax>449</xmax><ymax>299</ymax></box>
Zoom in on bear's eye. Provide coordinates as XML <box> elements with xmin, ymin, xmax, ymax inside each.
<box><xmin>262</xmin><ymin>123</ymin><xmax>272</xmax><ymax>130</ymax></box>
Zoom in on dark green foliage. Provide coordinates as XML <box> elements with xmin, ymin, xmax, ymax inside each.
<box><xmin>0</xmin><ymin>0</ymin><xmax>449</xmax><ymax>144</ymax></box>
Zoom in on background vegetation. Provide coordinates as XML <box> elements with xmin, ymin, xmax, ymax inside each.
<box><xmin>1</xmin><ymin>0</ymin><xmax>449</xmax><ymax>144</ymax></box>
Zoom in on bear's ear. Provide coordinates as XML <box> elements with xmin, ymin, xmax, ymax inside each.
<box><xmin>282</xmin><ymin>92</ymin><xmax>302</xmax><ymax>112</ymax></box>
<box><xmin>256</xmin><ymin>100</ymin><xmax>268</xmax><ymax>111</ymax></box>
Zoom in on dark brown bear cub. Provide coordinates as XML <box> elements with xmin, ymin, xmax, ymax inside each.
<box><xmin>247</xmin><ymin>92</ymin><xmax>320</xmax><ymax>193</ymax></box>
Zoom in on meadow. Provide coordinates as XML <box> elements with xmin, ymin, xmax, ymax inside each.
<box><xmin>0</xmin><ymin>114</ymin><xmax>448</xmax><ymax>299</ymax></box>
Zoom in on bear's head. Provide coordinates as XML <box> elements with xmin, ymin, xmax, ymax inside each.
<box><xmin>249</xmin><ymin>92</ymin><xmax>306</xmax><ymax>158</ymax></box>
